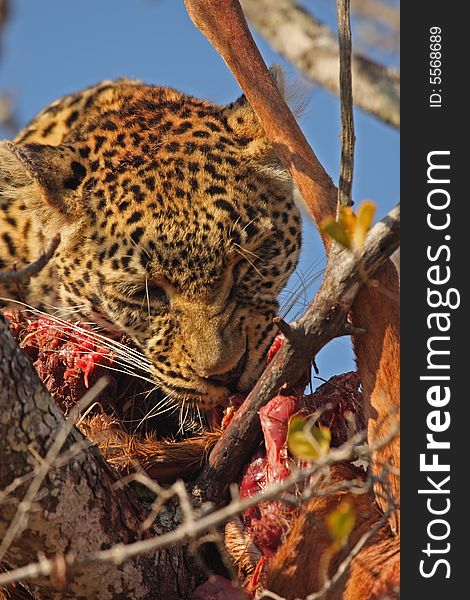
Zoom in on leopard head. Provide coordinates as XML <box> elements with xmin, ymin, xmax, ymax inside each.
<box><xmin>0</xmin><ymin>77</ymin><xmax>301</xmax><ymax>408</ymax></box>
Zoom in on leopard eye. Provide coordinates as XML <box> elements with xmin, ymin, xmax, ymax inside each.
<box><xmin>130</xmin><ymin>284</ymin><xmax>168</xmax><ymax>305</ymax></box>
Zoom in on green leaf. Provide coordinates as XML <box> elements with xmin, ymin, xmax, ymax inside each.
<box><xmin>338</xmin><ymin>206</ymin><xmax>357</xmax><ymax>239</ymax></box>
<box><xmin>326</xmin><ymin>500</ymin><xmax>356</xmax><ymax>547</ymax></box>
<box><xmin>321</xmin><ymin>219</ymin><xmax>351</xmax><ymax>249</ymax></box>
<box><xmin>287</xmin><ymin>416</ymin><xmax>331</xmax><ymax>460</ymax></box>
<box><xmin>322</xmin><ymin>201</ymin><xmax>377</xmax><ymax>252</ymax></box>
<box><xmin>353</xmin><ymin>200</ymin><xmax>376</xmax><ymax>249</ymax></box>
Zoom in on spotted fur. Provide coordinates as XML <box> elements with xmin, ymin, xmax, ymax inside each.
<box><xmin>0</xmin><ymin>78</ymin><xmax>301</xmax><ymax>408</ymax></box>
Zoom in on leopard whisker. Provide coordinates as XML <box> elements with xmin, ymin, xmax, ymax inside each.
<box><xmin>183</xmin><ymin>400</ymin><xmax>191</xmax><ymax>431</ymax></box>
<box><xmin>144</xmin><ymin>277</ymin><xmax>152</xmax><ymax>329</ymax></box>
<box><xmin>177</xmin><ymin>398</ymin><xmax>186</xmax><ymax>436</ymax></box>
<box><xmin>236</xmin><ymin>245</ymin><xmax>262</xmax><ymax>261</ymax></box>
<box><xmin>2</xmin><ymin>303</ymin><xmax>154</xmax><ymax>383</ymax></box>
<box><xmin>132</xmin><ymin>238</ymin><xmax>151</xmax><ymax>260</ymax></box>
<box><xmin>195</xmin><ymin>404</ymin><xmax>204</xmax><ymax>431</ymax></box>
<box><xmin>136</xmin><ymin>392</ymin><xmax>178</xmax><ymax>428</ymax></box>
<box><xmin>227</xmin><ymin>215</ymin><xmax>243</xmax><ymax>238</ymax></box>
<box><xmin>45</xmin><ymin>302</ymin><xmax>89</xmax><ymax>317</ymax></box>
<box><xmin>240</xmin><ymin>216</ymin><xmax>260</xmax><ymax>235</ymax></box>
<box><xmin>2</xmin><ymin>298</ymin><xmax>152</xmax><ymax>370</ymax></box>
<box><xmin>36</xmin><ymin>324</ymin><xmax>152</xmax><ymax>373</ymax></box>
<box><xmin>177</xmin><ymin>397</ymin><xmax>192</xmax><ymax>436</ymax></box>
<box><xmin>233</xmin><ymin>244</ymin><xmax>265</xmax><ymax>279</ymax></box>
<box><xmin>83</xmin><ymin>362</ymin><xmax>157</xmax><ymax>387</ymax></box>
<box><xmin>19</xmin><ymin>335</ymin><xmax>151</xmax><ymax>379</ymax></box>
<box><xmin>143</xmin><ymin>385</ymin><xmax>159</xmax><ymax>401</ymax></box>
<box><xmin>279</xmin><ymin>260</ymin><xmax>324</xmax><ymax>319</ymax></box>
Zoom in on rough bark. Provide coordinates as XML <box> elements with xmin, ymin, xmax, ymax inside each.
<box><xmin>240</xmin><ymin>0</ymin><xmax>400</xmax><ymax>128</ymax></box>
<box><xmin>0</xmin><ymin>314</ymin><xmax>201</xmax><ymax>600</ymax></box>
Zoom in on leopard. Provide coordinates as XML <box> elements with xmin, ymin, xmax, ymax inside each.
<box><xmin>0</xmin><ymin>74</ymin><xmax>301</xmax><ymax>410</ymax></box>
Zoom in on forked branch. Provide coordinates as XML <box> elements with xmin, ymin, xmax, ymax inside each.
<box><xmin>184</xmin><ymin>0</ymin><xmax>400</xmax><ymax>532</ymax></box>
<box><xmin>197</xmin><ymin>203</ymin><xmax>400</xmax><ymax>500</ymax></box>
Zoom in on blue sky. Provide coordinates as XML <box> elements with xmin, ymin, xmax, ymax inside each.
<box><xmin>0</xmin><ymin>0</ymin><xmax>399</xmax><ymax>379</ymax></box>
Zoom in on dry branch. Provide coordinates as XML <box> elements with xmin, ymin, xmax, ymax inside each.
<box><xmin>196</xmin><ymin>203</ymin><xmax>399</xmax><ymax>501</ymax></box>
<box><xmin>0</xmin><ymin>315</ymin><xmax>201</xmax><ymax>600</ymax></box>
<box><xmin>240</xmin><ymin>0</ymin><xmax>400</xmax><ymax>128</ymax></box>
<box><xmin>336</xmin><ymin>0</ymin><xmax>355</xmax><ymax>208</ymax></box>
<box><xmin>0</xmin><ymin>236</ymin><xmax>60</xmax><ymax>285</ymax></box>
<box><xmin>185</xmin><ymin>0</ymin><xmax>338</xmax><ymax>248</ymax></box>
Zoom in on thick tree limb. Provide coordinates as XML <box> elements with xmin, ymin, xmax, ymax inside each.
<box><xmin>240</xmin><ymin>0</ymin><xmax>400</xmax><ymax>128</ymax></box>
<box><xmin>0</xmin><ymin>315</ymin><xmax>201</xmax><ymax>600</ymax></box>
<box><xmin>0</xmin><ymin>378</ymin><xmax>108</xmax><ymax>564</ymax></box>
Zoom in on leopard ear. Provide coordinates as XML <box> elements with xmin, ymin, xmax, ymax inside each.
<box><xmin>0</xmin><ymin>140</ymin><xmax>86</xmax><ymax>221</ymax></box>
<box><xmin>222</xmin><ymin>66</ymin><xmax>291</xmax><ymax>181</ymax></box>
<box><xmin>223</xmin><ymin>66</ymin><xmax>286</xmax><ymax>136</ymax></box>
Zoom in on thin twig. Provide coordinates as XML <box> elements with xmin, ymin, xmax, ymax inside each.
<box><xmin>257</xmin><ymin>590</ymin><xmax>286</xmax><ymax>600</ymax></box>
<box><xmin>336</xmin><ymin>0</ymin><xmax>355</xmax><ymax>208</ymax></box>
<box><xmin>0</xmin><ymin>235</ymin><xmax>60</xmax><ymax>284</ymax></box>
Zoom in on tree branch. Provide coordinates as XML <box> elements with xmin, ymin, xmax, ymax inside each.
<box><xmin>336</xmin><ymin>0</ymin><xmax>355</xmax><ymax>208</ymax></box>
<box><xmin>184</xmin><ymin>0</ymin><xmax>338</xmax><ymax>247</ymax></box>
<box><xmin>196</xmin><ymin>203</ymin><xmax>400</xmax><ymax>501</ymax></box>
<box><xmin>240</xmin><ymin>0</ymin><xmax>400</xmax><ymax>128</ymax></box>
<box><xmin>0</xmin><ymin>315</ymin><xmax>201</xmax><ymax>599</ymax></box>
<box><xmin>0</xmin><ymin>235</ymin><xmax>60</xmax><ymax>285</ymax></box>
